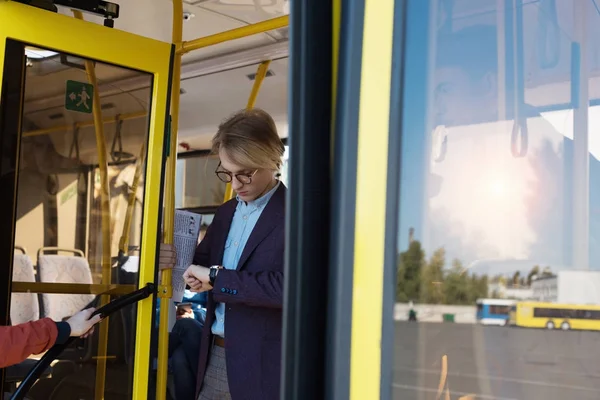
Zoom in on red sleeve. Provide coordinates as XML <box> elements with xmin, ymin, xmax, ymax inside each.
<box><xmin>0</xmin><ymin>318</ymin><xmax>58</xmax><ymax>368</ymax></box>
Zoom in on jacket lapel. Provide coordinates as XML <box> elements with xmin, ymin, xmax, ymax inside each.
<box><xmin>236</xmin><ymin>184</ymin><xmax>286</xmax><ymax>270</ymax></box>
<box><xmin>213</xmin><ymin>199</ymin><xmax>237</xmax><ymax>266</ymax></box>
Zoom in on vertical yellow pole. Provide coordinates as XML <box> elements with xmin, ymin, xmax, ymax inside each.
<box><xmin>246</xmin><ymin>60</ymin><xmax>271</xmax><ymax>109</ymax></box>
<box><xmin>118</xmin><ymin>143</ymin><xmax>147</xmax><ymax>254</ymax></box>
<box><xmin>72</xmin><ymin>10</ymin><xmax>111</xmax><ymax>400</ymax></box>
<box><xmin>222</xmin><ymin>60</ymin><xmax>272</xmax><ymax>203</ymax></box>
<box><xmin>332</xmin><ymin>0</ymin><xmax>340</xmax><ymax>162</ymax></box>
<box><xmin>156</xmin><ymin>1</ymin><xmax>182</xmax><ymax>398</ymax></box>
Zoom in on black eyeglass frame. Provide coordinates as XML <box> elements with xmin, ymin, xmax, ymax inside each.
<box><xmin>214</xmin><ymin>161</ymin><xmax>259</xmax><ymax>184</ymax></box>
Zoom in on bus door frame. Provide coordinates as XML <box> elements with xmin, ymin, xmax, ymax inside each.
<box><xmin>0</xmin><ymin>2</ymin><xmax>173</xmax><ymax>398</ymax></box>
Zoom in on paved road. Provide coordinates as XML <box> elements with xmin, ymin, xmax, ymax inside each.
<box><xmin>393</xmin><ymin>322</ymin><xmax>600</xmax><ymax>400</ymax></box>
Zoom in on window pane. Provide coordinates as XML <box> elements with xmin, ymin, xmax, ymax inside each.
<box><xmin>9</xmin><ymin>42</ymin><xmax>152</xmax><ymax>398</ymax></box>
<box><xmin>393</xmin><ymin>1</ymin><xmax>600</xmax><ymax>399</ymax></box>
<box><xmin>181</xmin><ymin>155</ymin><xmax>227</xmax><ymax>208</ymax></box>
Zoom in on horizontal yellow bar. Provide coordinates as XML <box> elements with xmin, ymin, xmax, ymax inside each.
<box><xmin>180</xmin><ymin>15</ymin><xmax>289</xmax><ymax>54</ymax></box>
<box><xmin>22</xmin><ymin>111</ymin><xmax>146</xmax><ymax>137</ymax></box>
<box><xmin>11</xmin><ymin>282</ymin><xmax>136</xmax><ymax>295</ymax></box>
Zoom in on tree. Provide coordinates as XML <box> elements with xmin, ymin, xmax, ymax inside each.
<box><xmin>527</xmin><ymin>265</ymin><xmax>540</xmax><ymax>286</ymax></box>
<box><xmin>396</xmin><ymin>240</ymin><xmax>425</xmax><ymax>302</ymax></box>
<box><xmin>468</xmin><ymin>274</ymin><xmax>488</xmax><ymax>303</ymax></box>
<box><xmin>512</xmin><ymin>271</ymin><xmax>521</xmax><ymax>287</ymax></box>
<box><xmin>442</xmin><ymin>260</ymin><xmax>470</xmax><ymax>305</ymax></box>
<box><xmin>394</xmin><ymin>241</ymin><xmax>490</xmax><ymax>305</ymax></box>
<box><xmin>420</xmin><ymin>248</ymin><xmax>445</xmax><ymax>304</ymax></box>
<box><xmin>541</xmin><ymin>266</ymin><xmax>554</xmax><ymax>278</ymax></box>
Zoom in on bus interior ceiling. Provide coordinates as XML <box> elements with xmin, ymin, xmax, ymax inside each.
<box><xmin>16</xmin><ymin>0</ymin><xmax>290</xmax><ymax>275</ymax></box>
<box><xmin>11</xmin><ymin>0</ymin><xmax>600</xmax><ymax>399</ymax></box>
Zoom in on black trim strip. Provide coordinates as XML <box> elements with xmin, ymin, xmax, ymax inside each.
<box><xmin>177</xmin><ymin>205</ymin><xmax>218</xmax><ymax>215</ymax></box>
<box><xmin>380</xmin><ymin>0</ymin><xmax>408</xmax><ymax>398</ymax></box>
<box><xmin>177</xmin><ymin>137</ymin><xmax>288</xmax><ymax>159</ymax></box>
<box><xmin>282</xmin><ymin>2</ymin><xmax>332</xmax><ymax>399</ymax></box>
<box><xmin>146</xmin><ymin>43</ymin><xmax>176</xmax><ymax>398</ymax></box>
<box><xmin>0</xmin><ymin>39</ymin><xmax>26</xmax><ymax>395</ymax></box>
<box><xmin>325</xmin><ymin>0</ymin><xmax>365</xmax><ymax>398</ymax></box>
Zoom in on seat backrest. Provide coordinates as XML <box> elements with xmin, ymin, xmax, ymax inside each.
<box><xmin>38</xmin><ymin>254</ymin><xmax>95</xmax><ymax>321</ymax></box>
<box><xmin>10</xmin><ymin>253</ymin><xmax>40</xmax><ymax>325</ymax></box>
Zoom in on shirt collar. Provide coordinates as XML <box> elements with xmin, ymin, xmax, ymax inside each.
<box><xmin>236</xmin><ymin>180</ymin><xmax>280</xmax><ymax>209</ymax></box>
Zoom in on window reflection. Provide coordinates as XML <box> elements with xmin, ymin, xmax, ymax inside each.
<box><xmin>10</xmin><ymin>43</ymin><xmax>152</xmax><ymax>399</ymax></box>
<box><xmin>394</xmin><ymin>1</ymin><xmax>600</xmax><ymax>399</ymax></box>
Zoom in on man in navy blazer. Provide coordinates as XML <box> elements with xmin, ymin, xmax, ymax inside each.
<box><xmin>182</xmin><ymin>108</ymin><xmax>286</xmax><ymax>400</ymax></box>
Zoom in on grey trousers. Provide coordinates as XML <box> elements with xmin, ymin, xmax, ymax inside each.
<box><xmin>197</xmin><ymin>345</ymin><xmax>231</xmax><ymax>400</ymax></box>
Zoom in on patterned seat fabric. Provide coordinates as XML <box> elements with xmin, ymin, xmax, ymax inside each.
<box><xmin>38</xmin><ymin>255</ymin><xmax>95</xmax><ymax>321</ymax></box>
<box><xmin>10</xmin><ymin>253</ymin><xmax>39</xmax><ymax>325</ymax></box>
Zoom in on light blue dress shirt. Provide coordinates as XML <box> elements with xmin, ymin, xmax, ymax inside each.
<box><xmin>211</xmin><ymin>181</ymin><xmax>280</xmax><ymax>338</ymax></box>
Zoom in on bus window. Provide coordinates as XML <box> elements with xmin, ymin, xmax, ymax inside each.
<box><xmin>392</xmin><ymin>1</ymin><xmax>600</xmax><ymax>399</ymax></box>
<box><xmin>475</xmin><ymin>299</ymin><xmax>515</xmax><ymax>326</ymax></box>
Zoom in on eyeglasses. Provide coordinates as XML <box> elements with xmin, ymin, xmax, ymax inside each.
<box><xmin>214</xmin><ymin>162</ymin><xmax>258</xmax><ymax>184</ymax></box>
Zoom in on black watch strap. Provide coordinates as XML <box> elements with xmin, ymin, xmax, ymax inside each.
<box><xmin>209</xmin><ymin>266</ymin><xmax>222</xmax><ymax>286</ymax></box>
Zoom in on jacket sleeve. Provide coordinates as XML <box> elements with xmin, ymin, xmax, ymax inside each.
<box><xmin>0</xmin><ymin>318</ymin><xmax>59</xmax><ymax>368</ymax></box>
<box><xmin>211</xmin><ymin>269</ymin><xmax>283</xmax><ymax>309</ymax></box>
<box><xmin>193</xmin><ymin>221</ymin><xmax>214</xmax><ymax>267</ymax></box>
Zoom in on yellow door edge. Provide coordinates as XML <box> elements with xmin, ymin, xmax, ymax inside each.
<box><xmin>350</xmin><ymin>0</ymin><xmax>395</xmax><ymax>399</ymax></box>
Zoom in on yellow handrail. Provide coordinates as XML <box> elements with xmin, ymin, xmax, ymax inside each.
<box><xmin>222</xmin><ymin>60</ymin><xmax>272</xmax><ymax>203</ymax></box>
<box><xmin>22</xmin><ymin>110</ymin><xmax>146</xmax><ymax>137</ymax></box>
<box><xmin>155</xmin><ymin>0</ymin><xmax>183</xmax><ymax>398</ymax></box>
<box><xmin>22</xmin><ymin>16</ymin><xmax>290</xmax><ymax>142</ymax></box>
<box><xmin>72</xmin><ymin>10</ymin><xmax>112</xmax><ymax>400</ymax></box>
<box><xmin>246</xmin><ymin>60</ymin><xmax>271</xmax><ymax>109</ymax></box>
<box><xmin>11</xmin><ymin>282</ymin><xmax>136</xmax><ymax>295</ymax></box>
<box><xmin>180</xmin><ymin>15</ymin><xmax>289</xmax><ymax>55</ymax></box>
<box><xmin>118</xmin><ymin>142</ymin><xmax>147</xmax><ymax>254</ymax></box>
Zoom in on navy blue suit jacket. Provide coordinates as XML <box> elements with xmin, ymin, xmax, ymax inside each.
<box><xmin>194</xmin><ymin>183</ymin><xmax>285</xmax><ymax>400</ymax></box>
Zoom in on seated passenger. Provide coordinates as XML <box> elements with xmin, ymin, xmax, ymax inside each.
<box><xmin>0</xmin><ymin>308</ymin><xmax>101</xmax><ymax>368</ymax></box>
<box><xmin>155</xmin><ymin>247</ymin><xmax>206</xmax><ymax>400</ymax></box>
<box><xmin>168</xmin><ymin>315</ymin><xmax>204</xmax><ymax>400</ymax></box>
<box><xmin>177</xmin><ymin>290</ymin><xmax>207</xmax><ymax>322</ymax></box>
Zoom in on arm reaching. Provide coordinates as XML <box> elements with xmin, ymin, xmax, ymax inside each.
<box><xmin>0</xmin><ymin>308</ymin><xmax>102</xmax><ymax>368</ymax></box>
<box><xmin>0</xmin><ymin>318</ymin><xmax>58</xmax><ymax>368</ymax></box>
<box><xmin>65</xmin><ymin>307</ymin><xmax>102</xmax><ymax>337</ymax></box>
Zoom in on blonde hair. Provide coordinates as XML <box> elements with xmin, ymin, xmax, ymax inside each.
<box><xmin>211</xmin><ymin>108</ymin><xmax>285</xmax><ymax>170</ymax></box>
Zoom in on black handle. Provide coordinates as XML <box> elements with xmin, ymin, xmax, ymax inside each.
<box><xmin>10</xmin><ymin>283</ymin><xmax>156</xmax><ymax>400</ymax></box>
<box><xmin>91</xmin><ymin>283</ymin><xmax>155</xmax><ymax>319</ymax></box>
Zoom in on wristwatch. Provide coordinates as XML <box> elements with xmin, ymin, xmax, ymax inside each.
<box><xmin>209</xmin><ymin>265</ymin><xmax>223</xmax><ymax>286</ymax></box>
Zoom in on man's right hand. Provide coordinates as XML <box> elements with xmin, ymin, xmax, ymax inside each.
<box><xmin>159</xmin><ymin>243</ymin><xmax>177</xmax><ymax>270</ymax></box>
<box><xmin>66</xmin><ymin>308</ymin><xmax>102</xmax><ymax>338</ymax></box>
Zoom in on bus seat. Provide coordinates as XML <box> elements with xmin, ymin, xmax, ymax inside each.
<box><xmin>5</xmin><ymin>252</ymin><xmax>52</xmax><ymax>396</ymax></box>
<box><xmin>10</xmin><ymin>252</ymin><xmax>40</xmax><ymax>325</ymax></box>
<box><xmin>37</xmin><ymin>248</ymin><xmax>95</xmax><ymax>322</ymax></box>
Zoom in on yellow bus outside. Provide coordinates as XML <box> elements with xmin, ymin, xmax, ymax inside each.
<box><xmin>509</xmin><ymin>301</ymin><xmax>600</xmax><ymax>331</ymax></box>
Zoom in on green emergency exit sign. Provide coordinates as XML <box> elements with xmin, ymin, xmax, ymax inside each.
<box><xmin>65</xmin><ymin>80</ymin><xmax>93</xmax><ymax>113</ymax></box>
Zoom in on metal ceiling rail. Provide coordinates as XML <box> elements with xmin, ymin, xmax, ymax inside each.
<box><xmin>180</xmin><ymin>15</ymin><xmax>289</xmax><ymax>54</ymax></box>
<box><xmin>23</xmin><ymin>41</ymin><xmax>289</xmax><ymax>114</ymax></box>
